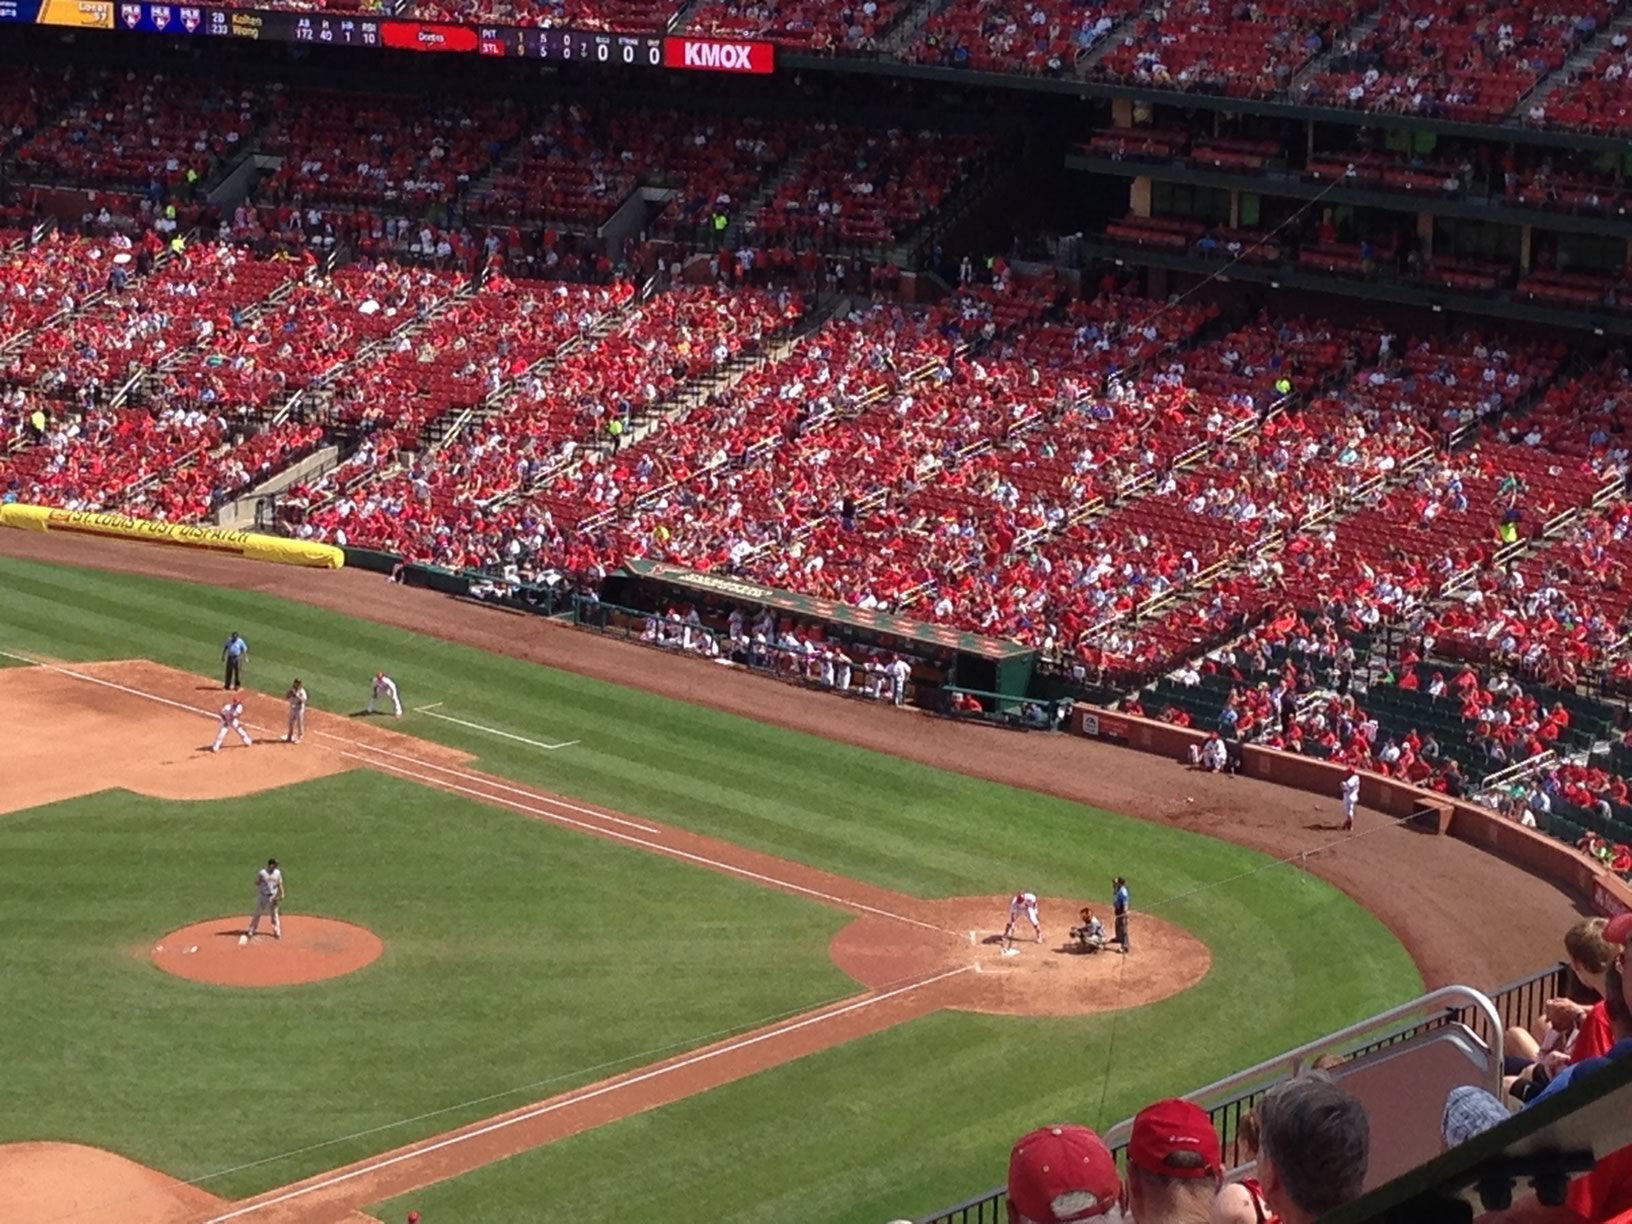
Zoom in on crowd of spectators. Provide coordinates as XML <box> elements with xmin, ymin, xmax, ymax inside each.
<box><xmin>406</xmin><ymin>0</ymin><xmax>681</xmax><ymax>30</ymax></box>
<box><xmin>0</xmin><ymin>230</ymin><xmax>145</xmax><ymax>342</ymax></box>
<box><xmin>0</xmin><ymin>401</ymin><xmax>229</xmax><ymax>513</ymax></box>
<box><xmin>1539</xmin><ymin>20</ymin><xmax>1632</xmax><ymax>133</ymax></box>
<box><xmin>997</xmin><ymin>910</ymin><xmax>1632</xmax><ymax>1222</ymax></box>
<box><xmin>316</xmin><ymin>274</ymin><xmax>633</xmax><ymax>434</ymax></box>
<box><xmin>908</xmin><ymin>0</ymin><xmax>1142</xmax><ymax>75</ymax></box>
<box><xmin>11</xmin><ymin>70</ymin><xmax>267</xmax><ymax>195</ymax></box>
<box><xmin>5</xmin><ymin>241</ymin><xmax>303</xmax><ymax>403</ymax></box>
<box><xmin>683</xmin><ymin>0</ymin><xmax>904</xmax><ymax>50</ymax></box>
<box><xmin>292</xmin><ymin>284</ymin><xmax>803</xmax><ymax>563</ymax></box>
<box><xmin>742</xmin><ymin>126</ymin><xmax>990</xmax><ymax>252</ymax></box>
<box><xmin>1302</xmin><ymin>0</ymin><xmax>1615</xmax><ymax>122</ymax></box>
<box><xmin>155</xmin><ymin>259</ymin><xmax>465</xmax><ymax>415</ymax></box>
<box><xmin>464</xmin><ymin>103</ymin><xmax>795</xmax><ymax>240</ymax></box>
<box><xmin>1095</xmin><ymin>0</ymin><xmax>1362</xmax><ymax>98</ymax></box>
<box><xmin>256</xmin><ymin>89</ymin><xmax>525</xmax><ymax>214</ymax></box>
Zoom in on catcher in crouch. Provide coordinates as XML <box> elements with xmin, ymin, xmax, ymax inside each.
<box><xmin>1004</xmin><ymin>891</ymin><xmax>1043</xmax><ymax>944</ymax></box>
<box><xmin>1070</xmin><ymin>907</ymin><xmax>1107</xmax><ymax>953</ymax></box>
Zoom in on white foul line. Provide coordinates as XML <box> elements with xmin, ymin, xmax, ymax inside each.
<box><xmin>412</xmin><ymin>704</ymin><xmax>579</xmax><ymax>750</ymax></box>
<box><xmin>336</xmin><ymin>750</ymin><xmax>946</xmax><ymax>933</ymax></box>
<box><xmin>0</xmin><ymin>649</ymin><xmax>945</xmax><ymax>933</ymax></box>
<box><xmin>202</xmin><ymin>964</ymin><xmax>972</xmax><ymax>1223</ymax></box>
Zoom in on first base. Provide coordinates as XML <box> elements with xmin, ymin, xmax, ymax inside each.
<box><xmin>238</xmin><ymin>935</ymin><xmax>248</xmax><ymax>947</ymax></box>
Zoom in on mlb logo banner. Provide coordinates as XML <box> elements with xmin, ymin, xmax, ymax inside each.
<box><xmin>662</xmin><ymin>35</ymin><xmax>774</xmax><ymax>74</ymax></box>
<box><xmin>119</xmin><ymin>2</ymin><xmax>139</xmax><ymax>26</ymax></box>
<box><xmin>150</xmin><ymin>4</ymin><xmax>169</xmax><ymax>27</ymax></box>
<box><xmin>179</xmin><ymin>5</ymin><xmax>199</xmax><ymax>29</ymax></box>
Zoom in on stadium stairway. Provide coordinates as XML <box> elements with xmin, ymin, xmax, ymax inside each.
<box><xmin>878</xmin><ymin>0</ymin><xmax>954</xmax><ymax>53</ymax></box>
<box><xmin>0</xmin><ymin>231</ymin><xmax>192</xmax><ymax>371</ymax></box>
<box><xmin>429</xmin><ymin>281</ymin><xmax>642</xmax><ymax>455</ymax></box>
<box><xmin>1068</xmin><ymin>332</ymin><xmax>1612</xmax><ymax>692</ymax></box>
<box><xmin>616</xmin><ymin>291</ymin><xmax>838</xmax><ymax>452</ymax></box>
<box><xmin>471</xmin><ymin>288</ymin><xmax>824</xmax><ymax>516</ymax></box>
<box><xmin>1285</xmin><ymin>5</ymin><xmax>1384</xmax><ymax>98</ymax></box>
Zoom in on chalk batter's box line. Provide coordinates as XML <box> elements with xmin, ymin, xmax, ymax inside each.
<box><xmin>0</xmin><ymin>650</ymin><xmax>947</xmax><ymax>937</ymax></box>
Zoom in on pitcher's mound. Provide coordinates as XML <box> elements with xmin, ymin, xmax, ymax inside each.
<box><xmin>151</xmin><ymin>915</ymin><xmax>384</xmax><ymax>987</ymax></box>
<box><xmin>830</xmin><ymin>896</ymin><xmax>1210</xmax><ymax>1016</ymax></box>
<box><xmin>0</xmin><ymin>1141</ymin><xmax>223</xmax><ymax>1223</ymax></box>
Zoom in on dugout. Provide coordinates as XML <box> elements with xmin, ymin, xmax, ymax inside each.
<box><xmin>609</xmin><ymin>559</ymin><xmax>1038</xmax><ymax>703</ymax></box>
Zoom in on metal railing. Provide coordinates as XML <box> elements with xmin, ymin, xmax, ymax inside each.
<box><xmin>916</xmin><ymin>968</ymin><xmax>1565</xmax><ymax>1224</ymax></box>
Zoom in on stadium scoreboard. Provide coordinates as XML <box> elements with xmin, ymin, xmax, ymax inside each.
<box><xmin>0</xmin><ymin>1</ymin><xmax>774</xmax><ymax>72</ymax></box>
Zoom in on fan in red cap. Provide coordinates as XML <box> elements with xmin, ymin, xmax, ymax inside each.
<box><xmin>1608</xmin><ymin>911</ymin><xmax>1632</xmax><ymax>947</ymax></box>
<box><xmin>1007</xmin><ymin>1125</ymin><xmax>1121</xmax><ymax>1223</ymax></box>
<box><xmin>1125</xmin><ymin>1098</ymin><xmax>1224</xmax><ymax>1223</ymax></box>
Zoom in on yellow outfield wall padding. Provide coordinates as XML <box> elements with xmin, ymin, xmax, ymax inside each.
<box><xmin>0</xmin><ymin>504</ymin><xmax>345</xmax><ymax>570</ymax></box>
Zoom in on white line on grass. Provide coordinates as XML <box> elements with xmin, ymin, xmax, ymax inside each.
<box><xmin>310</xmin><ymin>731</ymin><xmax>652</xmax><ymax>832</ymax></box>
<box><xmin>0</xmin><ymin>649</ymin><xmax>944</xmax><ymax>932</ymax></box>
<box><xmin>412</xmin><ymin>704</ymin><xmax>579</xmax><ymax>750</ymax></box>
<box><xmin>201</xmin><ymin>964</ymin><xmax>973</xmax><ymax>1223</ymax></box>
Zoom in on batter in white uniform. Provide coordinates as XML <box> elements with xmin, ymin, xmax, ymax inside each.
<box><xmin>1005</xmin><ymin>891</ymin><xmax>1043</xmax><ymax>944</ymax></box>
<box><xmin>247</xmin><ymin>858</ymin><xmax>283</xmax><ymax>940</ymax></box>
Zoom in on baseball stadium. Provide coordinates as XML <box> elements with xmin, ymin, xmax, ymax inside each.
<box><xmin>2</xmin><ymin>3</ymin><xmax>1632</xmax><ymax>1222</ymax></box>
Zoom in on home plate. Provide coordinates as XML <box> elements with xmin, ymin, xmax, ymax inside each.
<box><xmin>1000</xmin><ymin>947</ymin><xmax>1021</xmax><ymax>957</ymax></box>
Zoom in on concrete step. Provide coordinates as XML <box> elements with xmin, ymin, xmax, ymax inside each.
<box><xmin>1513</xmin><ymin>8</ymin><xmax>1632</xmax><ymax>118</ymax></box>
<box><xmin>214</xmin><ymin>444</ymin><xmax>342</xmax><ymax>528</ymax></box>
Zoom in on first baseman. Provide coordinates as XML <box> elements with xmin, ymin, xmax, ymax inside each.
<box><xmin>247</xmin><ymin>858</ymin><xmax>284</xmax><ymax>939</ymax></box>
<box><xmin>210</xmin><ymin>698</ymin><xmax>253</xmax><ymax>752</ymax></box>
<box><xmin>367</xmin><ymin>671</ymin><xmax>403</xmax><ymax>717</ymax></box>
<box><xmin>286</xmin><ymin>679</ymin><xmax>308</xmax><ymax>743</ymax></box>
<box><xmin>1004</xmin><ymin>891</ymin><xmax>1043</xmax><ymax>944</ymax></box>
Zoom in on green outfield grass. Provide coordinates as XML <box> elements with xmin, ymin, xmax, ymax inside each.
<box><xmin>0</xmin><ymin>556</ymin><xmax>1424</xmax><ymax>1220</ymax></box>
<box><xmin>0</xmin><ymin>773</ymin><xmax>853</xmax><ymax>1202</ymax></box>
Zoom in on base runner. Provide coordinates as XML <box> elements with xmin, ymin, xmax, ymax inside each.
<box><xmin>247</xmin><ymin>858</ymin><xmax>283</xmax><ymax>940</ymax></box>
<box><xmin>210</xmin><ymin>698</ymin><xmax>253</xmax><ymax>752</ymax></box>
<box><xmin>1004</xmin><ymin>891</ymin><xmax>1043</xmax><ymax>944</ymax></box>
